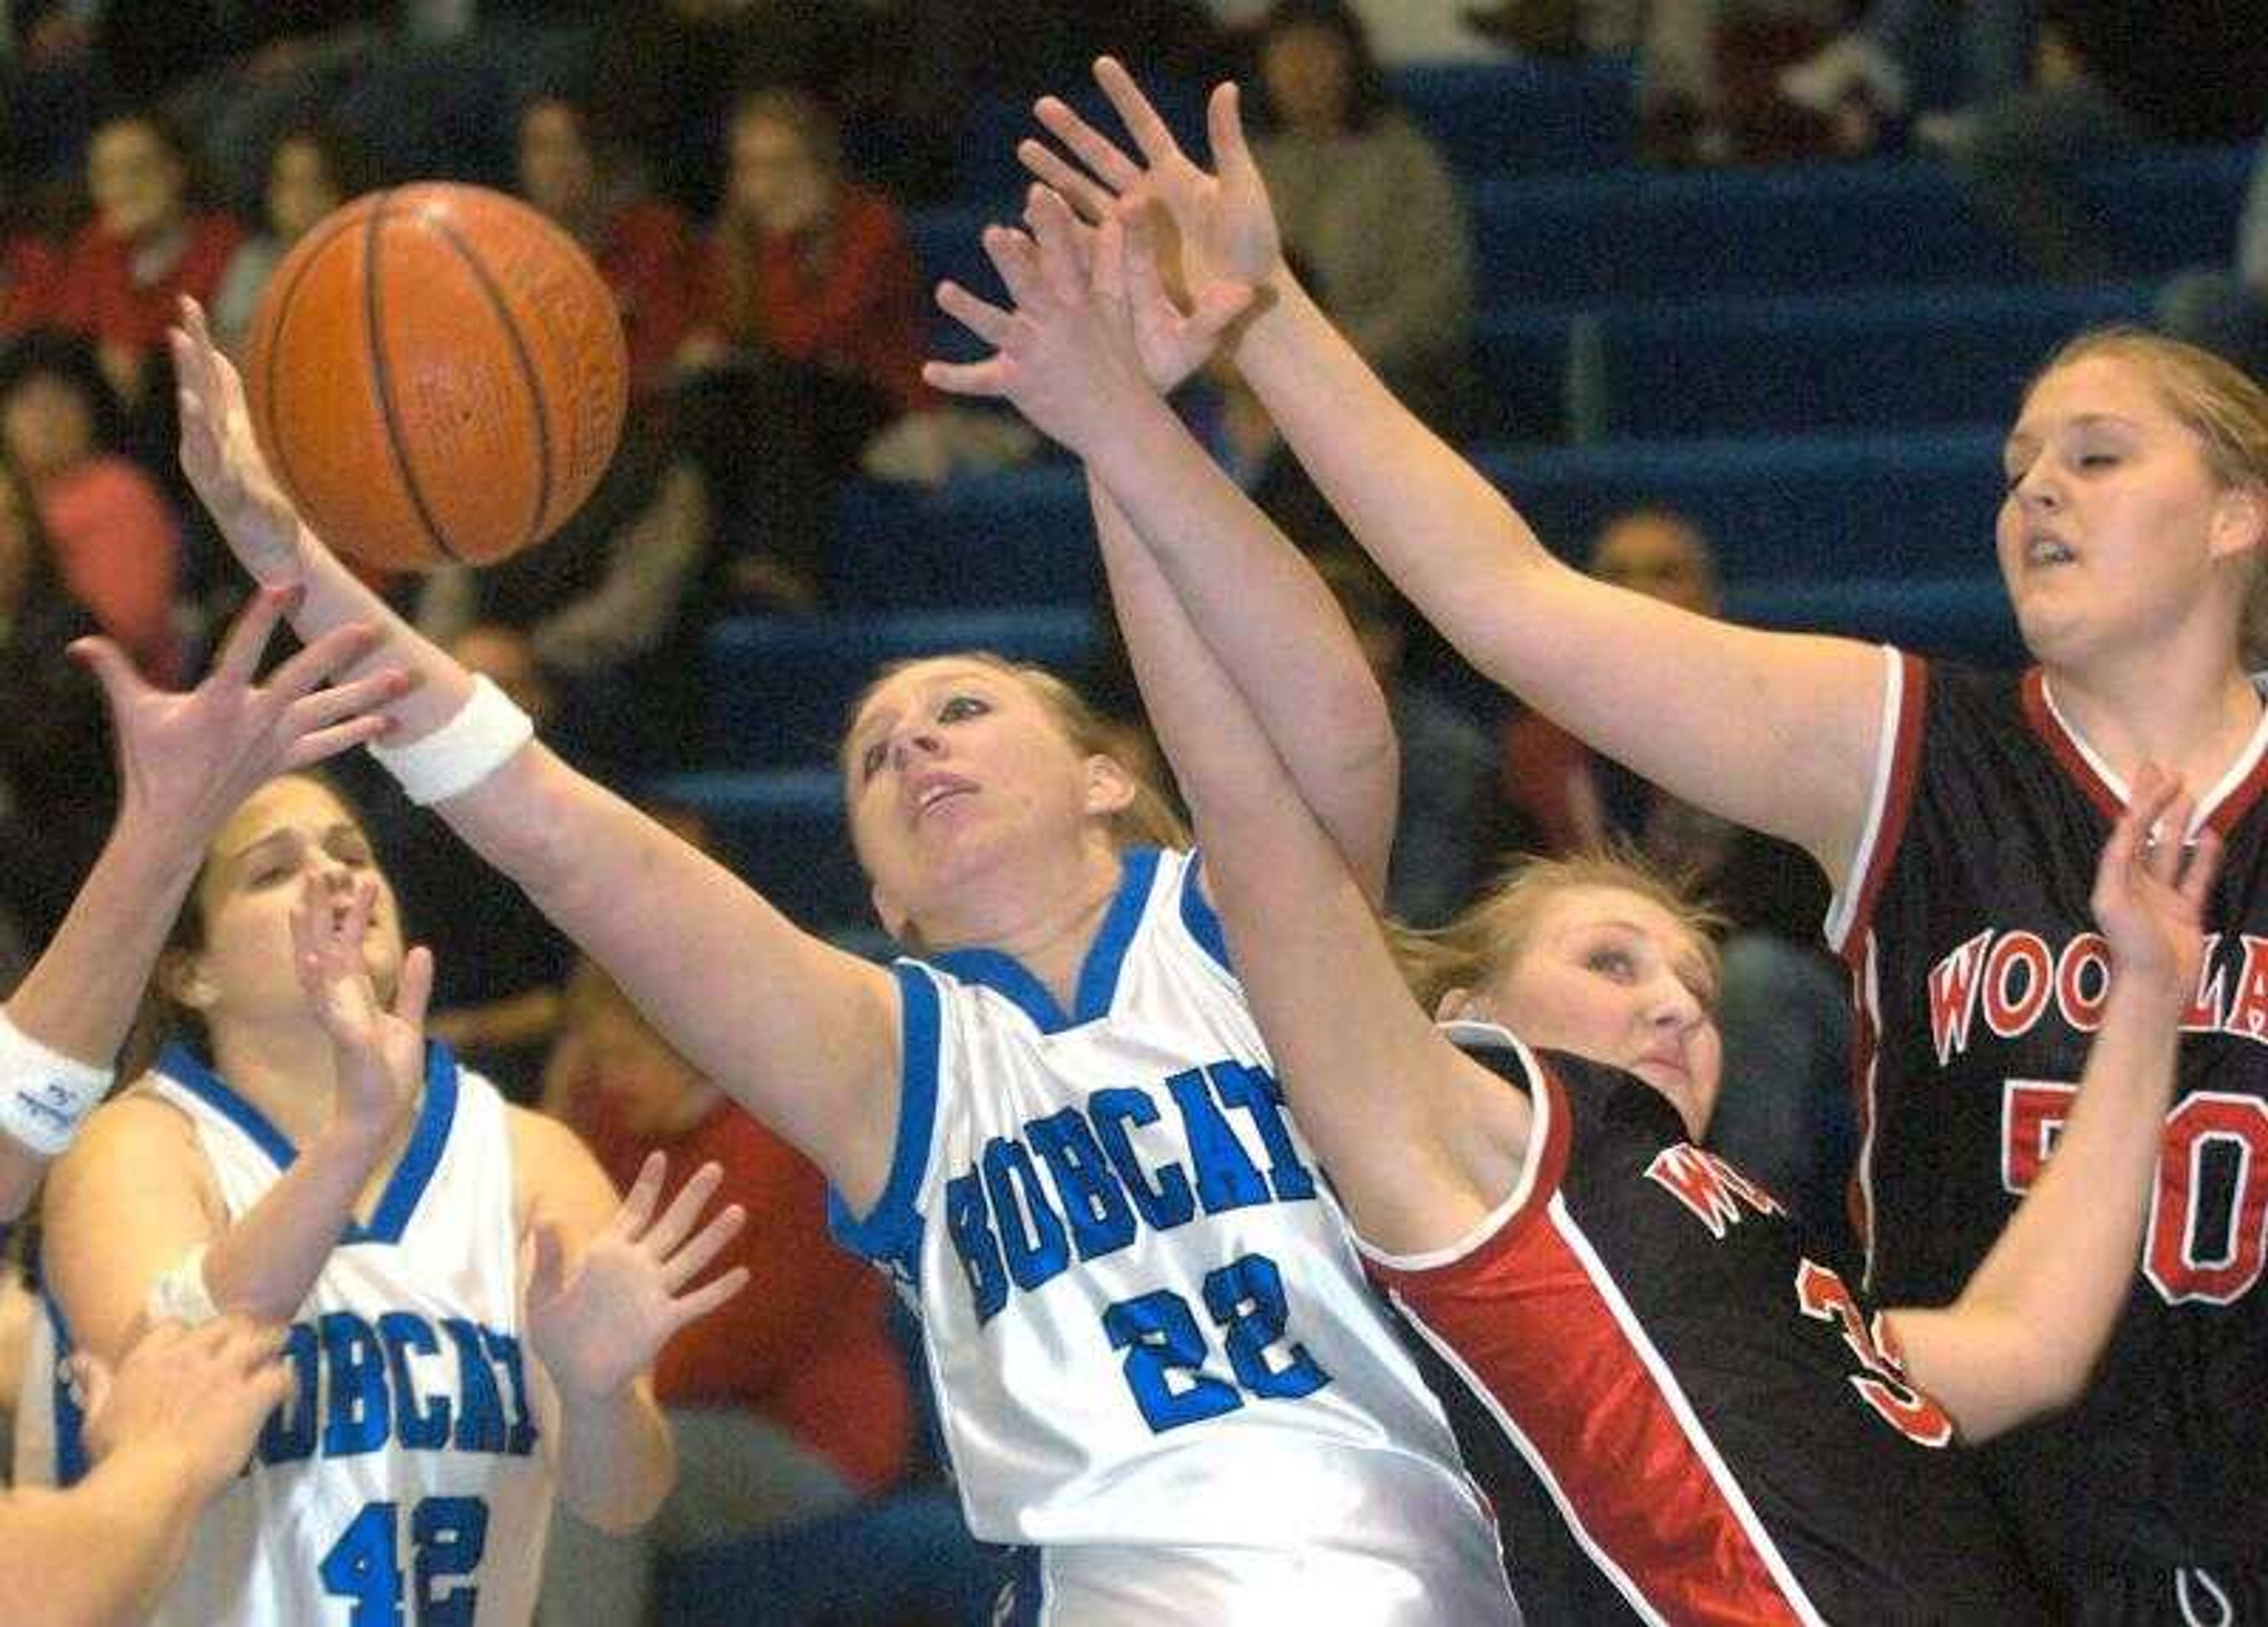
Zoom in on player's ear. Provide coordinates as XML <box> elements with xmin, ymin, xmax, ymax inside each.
<box><xmin>161</xmin><ymin>947</ymin><xmax>219</xmax><ymax>1013</ymax></box>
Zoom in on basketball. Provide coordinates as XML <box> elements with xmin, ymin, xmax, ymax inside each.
<box><xmin>242</xmin><ymin>182</ymin><xmax>627</xmax><ymax>572</ymax></box>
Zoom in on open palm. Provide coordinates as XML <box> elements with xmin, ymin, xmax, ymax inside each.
<box><xmin>1022</xmin><ymin>59</ymin><xmax>1284</xmax><ymax>316</ymax></box>
<box><xmin>291</xmin><ymin>873</ymin><xmax>431</xmax><ymax>1132</ymax></box>
<box><xmin>2091</xmin><ymin>762</ymin><xmax>2218</xmax><ymax>1000</ymax></box>
<box><xmin>527</xmin><ymin>1155</ymin><xmax>749</xmax><ymax>1402</ymax></box>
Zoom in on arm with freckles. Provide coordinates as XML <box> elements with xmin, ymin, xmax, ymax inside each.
<box><xmin>930</xmin><ymin>194</ymin><xmax>1399</xmax><ymax>898</ymax></box>
<box><xmin>169</xmin><ymin>301</ymin><xmax>907</xmax><ymax>1214</ymax></box>
<box><xmin>1021</xmin><ymin>61</ymin><xmax>1887</xmax><ymax>883</ymax></box>
<box><xmin>1883</xmin><ymin>768</ymin><xmax>2208</xmax><ymax>1443</ymax></box>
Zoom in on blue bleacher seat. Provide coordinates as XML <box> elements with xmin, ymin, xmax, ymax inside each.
<box><xmin>642</xmin><ymin>767</ymin><xmax>867</xmax><ymax>929</ymax></box>
<box><xmin>1392</xmin><ymin>56</ymin><xmax>1636</xmax><ymax>178</ymax></box>
<box><xmin>1473</xmin><ymin>425</ymin><xmax>2005</xmax><ymax>581</ymax></box>
<box><xmin>1588</xmin><ymin>281</ymin><xmax>2158</xmax><ymax>440</ymax></box>
<box><xmin>704</xmin><ymin>607</ymin><xmax>1097</xmax><ymax>768</ymax></box>
<box><xmin>833</xmin><ymin>467</ymin><xmax>1096</xmax><ymax>609</ymax></box>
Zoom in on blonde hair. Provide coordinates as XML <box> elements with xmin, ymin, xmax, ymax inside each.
<box><xmin>2032</xmin><ymin>326</ymin><xmax>2268</xmax><ymax>661</ymax></box>
<box><xmin>1394</xmin><ymin>847</ymin><xmax>1725</xmax><ymax>1016</ymax></box>
<box><xmin>840</xmin><ymin>651</ymin><xmax>1189</xmax><ymax>856</ymax></box>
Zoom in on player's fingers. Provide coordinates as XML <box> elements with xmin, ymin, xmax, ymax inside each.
<box><xmin>2182</xmin><ymin>826</ymin><xmax>2224</xmax><ymax>909</ymax></box>
<box><xmin>1016</xmin><ymin>138</ymin><xmax>1115</xmax><ymax>223</ymax></box>
<box><xmin>669</xmin><ymin>1264</ymin><xmax>752</xmax><ymax>1327</ymax></box>
<box><xmin>265</xmin><ymin>618</ymin><xmax>383</xmax><ymax>703</ymax></box>
<box><xmin>982</xmin><ymin>223</ymin><xmax>1045</xmax><ymax>311</ymax></box>
<box><xmin>393</xmin><ymin>945</ymin><xmax>435</xmax><ymax>1032</ymax></box>
<box><xmin>1210</xmin><ymin>81</ymin><xmax>1261</xmax><ymax>185</ymax></box>
<box><xmin>281</xmin><ymin>713</ymin><xmax>395</xmax><ymax>771</ymax></box>
<box><xmin>936</xmin><ymin>280</ymin><xmax>1014</xmax><ymax>347</ymax></box>
<box><xmin>660</xmin><ymin>1202</ymin><xmax>745</xmax><ymax>1292</ymax></box>
<box><xmin>1093</xmin><ymin>56</ymin><xmax>1187</xmax><ymax>169</ymax></box>
<box><xmin>286</xmin><ymin>668</ymin><xmax>409</xmax><ymax>739</ymax></box>
<box><xmin>614</xmin><ymin>1151</ymin><xmax>668</xmax><ymax>1238</ymax></box>
<box><xmin>1034</xmin><ymin>94</ymin><xmax>1144</xmax><ymax>194</ymax></box>
<box><xmin>66</xmin><ymin>635</ymin><xmax>148</xmax><ymax>718</ymax></box>
<box><xmin>1027</xmin><ymin>186</ymin><xmax>1087</xmax><ymax>304</ymax></box>
<box><xmin>921</xmin><ymin>359</ymin><xmax>1011</xmax><ymax>399</ymax></box>
<box><xmin>644</xmin><ymin>1159</ymin><xmax>725</xmax><ymax>1257</ymax></box>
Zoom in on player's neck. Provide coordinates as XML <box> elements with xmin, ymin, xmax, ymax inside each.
<box><xmin>2044</xmin><ymin>647</ymin><xmax>2263</xmax><ymax>798</ymax></box>
<box><xmin>208</xmin><ymin>1020</ymin><xmax>418</xmax><ymax>1158</ymax></box>
<box><xmin>920</xmin><ymin>840</ymin><xmax>1125</xmax><ymax>1012</ymax></box>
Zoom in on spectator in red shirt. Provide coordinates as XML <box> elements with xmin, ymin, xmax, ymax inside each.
<box><xmin>678</xmin><ymin>88</ymin><xmax>941</xmax><ymax>607</ymax></box>
<box><xmin>50</xmin><ymin>109</ymin><xmax>243</xmax><ymax>410</ymax></box>
<box><xmin>540</xmin><ymin>948</ymin><xmax>914</xmax><ymax>1627</ymax></box>
<box><xmin>520</xmin><ymin>94</ymin><xmax>699</xmax><ymax>409</ymax></box>
<box><xmin>0</xmin><ymin>332</ymin><xmax>180</xmax><ymax>683</ymax></box>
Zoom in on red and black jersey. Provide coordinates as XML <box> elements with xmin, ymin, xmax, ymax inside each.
<box><xmin>1367</xmin><ymin>1028</ymin><xmax>2042</xmax><ymax>1625</ymax></box>
<box><xmin>1833</xmin><ymin>653</ymin><xmax>2268</xmax><ymax>1605</ymax></box>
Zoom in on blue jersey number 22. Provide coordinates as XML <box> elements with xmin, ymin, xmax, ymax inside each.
<box><xmin>1103</xmin><ymin>1251</ymin><xmax>1330</xmax><ymax>1433</ymax></box>
<box><xmin>320</xmin><ymin>1496</ymin><xmax>488</xmax><ymax>1625</ymax></box>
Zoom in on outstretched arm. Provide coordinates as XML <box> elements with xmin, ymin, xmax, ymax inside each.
<box><xmin>0</xmin><ymin>590</ymin><xmax>396</xmax><ymax>1219</ymax></box>
<box><xmin>1022</xmin><ymin>60</ymin><xmax>1887</xmax><ymax>882</ymax></box>
<box><xmin>928</xmin><ymin>193</ymin><xmax>1399</xmax><ymax>896</ymax></box>
<box><xmin>169</xmin><ymin>301</ymin><xmax>903</xmax><ymax>1210</ymax></box>
<box><xmin>944</xmin><ymin>205</ymin><xmax>1523</xmax><ymax>1250</ymax></box>
<box><xmin>1885</xmin><ymin>767</ymin><xmax>2211</xmax><ymax>1443</ymax></box>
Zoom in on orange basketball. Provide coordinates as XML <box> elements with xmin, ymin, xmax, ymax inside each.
<box><xmin>243</xmin><ymin>182</ymin><xmax>627</xmax><ymax>572</ymax></box>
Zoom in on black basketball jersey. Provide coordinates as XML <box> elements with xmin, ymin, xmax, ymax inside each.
<box><xmin>1366</xmin><ymin>1027</ymin><xmax>2042</xmax><ymax>1625</ymax></box>
<box><xmin>1833</xmin><ymin>653</ymin><xmax>2268</xmax><ymax>1600</ymax></box>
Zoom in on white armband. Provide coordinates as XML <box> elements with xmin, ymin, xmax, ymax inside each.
<box><xmin>367</xmin><ymin>674</ymin><xmax>535</xmax><ymax>806</ymax></box>
<box><xmin>147</xmin><ymin>1244</ymin><xmax>221</xmax><ymax>1327</ymax></box>
<box><xmin>0</xmin><ymin>1012</ymin><xmax>110</xmax><ymax>1157</ymax></box>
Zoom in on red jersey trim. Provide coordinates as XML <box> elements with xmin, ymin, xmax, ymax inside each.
<box><xmin>2024</xmin><ymin>667</ymin><xmax>2268</xmax><ymax>837</ymax></box>
<box><xmin>1826</xmin><ymin>648</ymin><xmax>1928</xmax><ymax>965</ymax></box>
<box><xmin>1359</xmin><ymin>1032</ymin><xmax>1569</xmax><ymax>1279</ymax></box>
<box><xmin>1387</xmin><ymin>1198</ymin><xmax>1823</xmax><ymax>1626</ymax></box>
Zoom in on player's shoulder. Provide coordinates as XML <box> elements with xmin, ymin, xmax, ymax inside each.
<box><xmin>46</xmin><ymin>1079</ymin><xmax>209</xmax><ymax>1208</ymax></box>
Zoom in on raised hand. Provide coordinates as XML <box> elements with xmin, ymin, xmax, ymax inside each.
<box><xmin>1020</xmin><ymin>58</ymin><xmax>1283</xmax><ymax>317</ymax></box>
<box><xmin>526</xmin><ymin>1153</ymin><xmax>750</xmax><ymax>1403</ymax></box>
<box><xmin>75</xmin><ymin>585</ymin><xmax>402</xmax><ymax>842</ymax></box>
<box><xmin>928</xmin><ymin>185</ymin><xmax>1253</xmax><ymax>452</ymax></box>
<box><xmin>76</xmin><ymin>1316</ymin><xmax>294</xmax><ymax>1496</ymax></box>
<box><xmin>289</xmin><ymin>872</ymin><xmax>434</xmax><ymax>1137</ymax></box>
<box><xmin>2091</xmin><ymin>762</ymin><xmax>2219</xmax><ymax>1003</ymax></box>
<box><xmin>171</xmin><ymin>296</ymin><xmax>308</xmax><ymax>588</ymax></box>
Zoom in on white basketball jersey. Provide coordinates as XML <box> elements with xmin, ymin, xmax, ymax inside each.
<box><xmin>830</xmin><ymin>849</ymin><xmax>1518</xmax><ymax>1624</ymax></box>
<box><xmin>43</xmin><ymin>1043</ymin><xmax>552</xmax><ymax>1627</ymax></box>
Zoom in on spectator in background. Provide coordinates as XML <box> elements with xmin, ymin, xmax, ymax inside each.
<box><xmin>516</xmin><ymin>93</ymin><xmax>700</xmax><ymax>408</ymax></box>
<box><xmin>680</xmin><ymin>88</ymin><xmax>942</xmax><ymax>608</ymax></box>
<box><xmin>0</xmin><ymin>454</ymin><xmax>112</xmax><ymax>953</ymax></box>
<box><xmin>540</xmin><ymin>947</ymin><xmax>914</xmax><ymax>1627</ymax></box>
<box><xmin>1501</xmin><ymin>508</ymin><xmax>1853</xmax><ymax>1245</ymax></box>
<box><xmin>209</xmin><ymin>120</ymin><xmax>369</xmax><ymax>358</ymax></box>
<box><xmin>2159</xmin><ymin>137</ymin><xmax>2268</xmax><ymax>383</ymax></box>
<box><xmin>0</xmin><ymin>332</ymin><xmax>181</xmax><ymax>683</ymax></box>
<box><xmin>50</xmin><ymin>109</ymin><xmax>242</xmax><ymax>412</ymax></box>
<box><xmin>1247</xmin><ymin>0</ymin><xmax>1477</xmax><ymax>438</ymax></box>
<box><xmin>1317</xmin><ymin>548</ymin><xmax>1500</xmax><ymax>928</ymax></box>
<box><xmin>1778</xmin><ymin>0</ymin><xmax>2039</xmax><ymax>155</ymax></box>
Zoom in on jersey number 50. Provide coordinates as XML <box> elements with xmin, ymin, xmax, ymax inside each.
<box><xmin>2004</xmin><ymin>1080</ymin><xmax>2268</xmax><ymax>1305</ymax></box>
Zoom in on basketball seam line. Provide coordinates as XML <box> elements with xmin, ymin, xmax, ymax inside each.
<box><xmin>258</xmin><ymin>201</ymin><xmax>368</xmax><ymax>550</ymax></box>
<box><xmin>364</xmin><ymin>191</ymin><xmax>466</xmax><ymax>564</ymax></box>
<box><xmin>423</xmin><ymin>208</ymin><xmax>555</xmax><ymax>558</ymax></box>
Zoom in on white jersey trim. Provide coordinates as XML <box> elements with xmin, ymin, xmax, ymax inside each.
<box><xmin>1356</xmin><ymin>1023</ymin><xmax>1557</xmax><ymax>1274</ymax></box>
<box><xmin>1823</xmin><ymin>644</ymin><xmax>1907</xmax><ymax>956</ymax></box>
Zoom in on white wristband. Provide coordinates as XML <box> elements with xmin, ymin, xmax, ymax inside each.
<box><xmin>368</xmin><ymin>675</ymin><xmax>535</xmax><ymax>806</ymax></box>
<box><xmin>147</xmin><ymin>1245</ymin><xmax>221</xmax><ymax>1327</ymax></box>
<box><xmin>0</xmin><ymin>1013</ymin><xmax>110</xmax><ymax>1157</ymax></box>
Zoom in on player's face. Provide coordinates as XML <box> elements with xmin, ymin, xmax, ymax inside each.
<box><xmin>844</xmin><ymin>660</ymin><xmax>1116</xmax><ymax>930</ymax></box>
<box><xmin>186</xmin><ymin>777</ymin><xmax>405</xmax><ymax>1029</ymax></box>
<box><xmin>1262</xmin><ymin>22</ymin><xmax>1355</xmax><ymax>136</ymax></box>
<box><xmin>1998</xmin><ymin>353</ymin><xmax>2244</xmax><ymax>669</ymax></box>
<box><xmin>1468</xmin><ymin>885</ymin><xmax>1723</xmax><ymax>1140</ymax></box>
<box><xmin>88</xmin><ymin>120</ymin><xmax>184</xmax><ymax>243</ymax></box>
<box><xmin>1</xmin><ymin>371</ymin><xmax>94</xmax><ymax>479</ymax></box>
<box><xmin>266</xmin><ymin>138</ymin><xmax>341</xmax><ymax>245</ymax></box>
